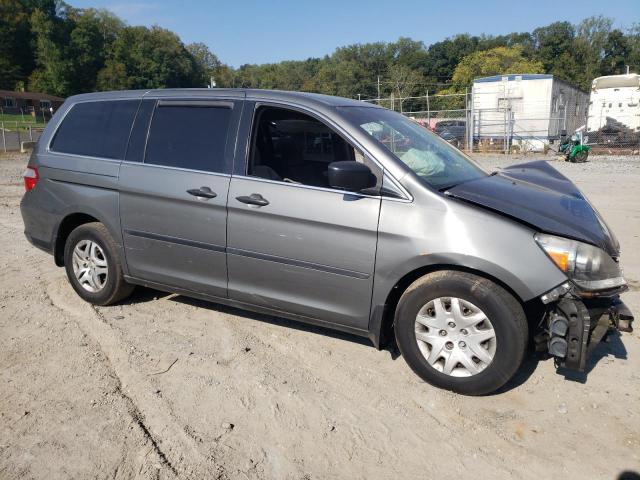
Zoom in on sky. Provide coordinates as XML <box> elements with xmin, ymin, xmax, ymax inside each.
<box><xmin>70</xmin><ymin>0</ymin><xmax>639</xmax><ymax>67</ymax></box>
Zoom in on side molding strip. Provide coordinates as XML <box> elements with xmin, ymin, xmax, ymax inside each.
<box><xmin>227</xmin><ymin>247</ymin><xmax>370</xmax><ymax>279</ymax></box>
<box><xmin>124</xmin><ymin>229</ymin><xmax>225</xmax><ymax>253</ymax></box>
<box><xmin>124</xmin><ymin>229</ymin><xmax>370</xmax><ymax>280</ymax></box>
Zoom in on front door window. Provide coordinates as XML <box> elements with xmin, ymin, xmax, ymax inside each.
<box><xmin>248</xmin><ymin>106</ymin><xmax>378</xmax><ymax>189</ymax></box>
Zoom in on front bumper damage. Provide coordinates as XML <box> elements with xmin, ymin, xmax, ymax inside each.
<box><xmin>535</xmin><ymin>286</ymin><xmax>634</xmax><ymax>372</ymax></box>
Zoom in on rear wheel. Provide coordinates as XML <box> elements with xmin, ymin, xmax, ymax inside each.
<box><xmin>64</xmin><ymin>222</ymin><xmax>134</xmax><ymax>305</ymax></box>
<box><xmin>572</xmin><ymin>150</ymin><xmax>589</xmax><ymax>163</ymax></box>
<box><xmin>394</xmin><ymin>271</ymin><xmax>528</xmax><ymax>395</ymax></box>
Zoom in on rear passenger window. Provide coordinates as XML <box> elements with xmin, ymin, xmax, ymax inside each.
<box><xmin>145</xmin><ymin>103</ymin><xmax>232</xmax><ymax>173</ymax></box>
<box><xmin>51</xmin><ymin>100</ymin><xmax>138</xmax><ymax>159</ymax></box>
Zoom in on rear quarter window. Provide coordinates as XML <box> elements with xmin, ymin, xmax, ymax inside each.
<box><xmin>50</xmin><ymin>100</ymin><xmax>139</xmax><ymax>160</ymax></box>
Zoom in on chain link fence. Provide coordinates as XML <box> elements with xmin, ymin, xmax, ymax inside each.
<box><xmin>0</xmin><ymin>121</ymin><xmax>46</xmax><ymax>152</ymax></box>
<box><xmin>2</xmin><ymin>92</ymin><xmax>638</xmax><ymax>155</ymax></box>
<box><xmin>364</xmin><ymin>88</ymin><xmax>640</xmax><ymax>156</ymax></box>
<box><xmin>0</xmin><ymin>108</ymin><xmax>50</xmax><ymax>153</ymax></box>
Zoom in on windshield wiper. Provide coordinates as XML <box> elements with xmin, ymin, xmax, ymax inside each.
<box><xmin>438</xmin><ymin>183</ymin><xmax>458</xmax><ymax>192</ymax></box>
<box><xmin>438</xmin><ymin>173</ymin><xmax>495</xmax><ymax>192</ymax></box>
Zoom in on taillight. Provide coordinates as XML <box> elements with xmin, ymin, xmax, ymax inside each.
<box><xmin>23</xmin><ymin>167</ymin><xmax>39</xmax><ymax>192</ymax></box>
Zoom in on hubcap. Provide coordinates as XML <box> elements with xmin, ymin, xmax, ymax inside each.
<box><xmin>414</xmin><ymin>297</ymin><xmax>497</xmax><ymax>377</ymax></box>
<box><xmin>72</xmin><ymin>240</ymin><xmax>108</xmax><ymax>293</ymax></box>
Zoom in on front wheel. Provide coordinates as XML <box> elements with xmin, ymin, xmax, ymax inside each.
<box><xmin>394</xmin><ymin>271</ymin><xmax>528</xmax><ymax>395</ymax></box>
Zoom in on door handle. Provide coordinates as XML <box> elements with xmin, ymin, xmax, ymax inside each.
<box><xmin>236</xmin><ymin>193</ymin><xmax>269</xmax><ymax>207</ymax></box>
<box><xmin>187</xmin><ymin>186</ymin><xmax>217</xmax><ymax>199</ymax></box>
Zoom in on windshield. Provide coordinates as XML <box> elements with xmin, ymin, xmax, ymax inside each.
<box><xmin>339</xmin><ymin>106</ymin><xmax>487</xmax><ymax>190</ymax></box>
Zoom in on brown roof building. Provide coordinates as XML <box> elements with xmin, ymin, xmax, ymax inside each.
<box><xmin>1</xmin><ymin>90</ymin><xmax>65</xmax><ymax>115</ymax></box>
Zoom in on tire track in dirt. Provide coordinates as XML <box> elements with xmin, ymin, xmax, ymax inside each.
<box><xmin>45</xmin><ymin>276</ymin><xmax>226</xmax><ymax>479</ymax></box>
<box><xmin>1</xmin><ymin>254</ymin><xmax>164</xmax><ymax>478</ymax></box>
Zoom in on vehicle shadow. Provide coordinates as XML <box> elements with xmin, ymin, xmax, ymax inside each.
<box><xmin>491</xmin><ymin>354</ymin><xmax>540</xmax><ymax>395</ymax></box>
<box><xmin>165</xmin><ymin>285</ymin><xmax>541</xmax><ymax>392</ymax></box>
<box><xmin>120</xmin><ymin>287</ymin><xmax>626</xmax><ymax>392</ymax></box>
<box><xmin>618</xmin><ymin>471</ymin><xmax>640</xmax><ymax>480</ymax></box>
<box><xmin>557</xmin><ymin>330</ymin><xmax>628</xmax><ymax>383</ymax></box>
<box><xmin>122</xmin><ymin>286</ymin><xmax>394</xmax><ymax>353</ymax></box>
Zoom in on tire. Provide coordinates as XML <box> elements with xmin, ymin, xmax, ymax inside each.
<box><xmin>573</xmin><ymin>150</ymin><xmax>588</xmax><ymax>163</ymax></box>
<box><xmin>64</xmin><ymin>222</ymin><xmax>134</xmax><ymax>306</ymax></box>
<box><xmin>394</xmin><ymin>271</ymin><xmax>528</xmax><ymax>395</ymax></box>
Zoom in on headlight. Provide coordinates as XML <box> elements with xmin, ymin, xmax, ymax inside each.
<box><xmin>534</xmin><ymin>233</ymin><xmax>626</xmax><ymax>291</ymax></box>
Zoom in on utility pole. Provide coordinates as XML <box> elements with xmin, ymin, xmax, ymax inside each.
<box><xmin>377</xmin><ymin>75</ymin><xmax>381</xmax><ymax>104</ymax></box>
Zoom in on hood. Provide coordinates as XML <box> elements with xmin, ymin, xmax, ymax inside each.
<box><xmin>445</xmin><ymin>160</ymin><xmax>620</xmax><ymax>257</ymax></box>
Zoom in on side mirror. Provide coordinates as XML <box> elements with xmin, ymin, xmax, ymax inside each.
<box><xmin>328</xmin><ymin>161</ymin><xmax>376</xmax><ymax>192</ymax></box>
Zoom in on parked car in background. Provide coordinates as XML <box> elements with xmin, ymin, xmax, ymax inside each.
<box><xmin>21</xmin><ymin>89</ymin><xmax>632</xmax><ymax>395</ymax></box>
<box><xmin>433</xmin><ymin>120</ymin><xmax>466</xmax><ymax>147</ymax></box>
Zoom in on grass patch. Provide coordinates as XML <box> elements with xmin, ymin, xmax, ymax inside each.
<box><xmin>0</xmin><ymin>113</ymin><xmax>48</xmax><ymax>131</ymax></box>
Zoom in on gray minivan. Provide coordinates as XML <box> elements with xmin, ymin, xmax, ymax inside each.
<box><xmin>20</xmin><ymin>89</ymin><xmax>633</xmax><ymax>395</ymax></box>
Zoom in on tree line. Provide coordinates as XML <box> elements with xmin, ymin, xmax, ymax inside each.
<box><xmin>1</xmin><ymin>0</ymin><xmax>639</xmax><ymax>100</ymax></box>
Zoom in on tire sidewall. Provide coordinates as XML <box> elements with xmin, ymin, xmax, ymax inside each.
<box><xmin>395</xmin><ymin>273</ymin><xmax>526</xmax><ymax>395</ymax></box>
<box><xmin>64</xmin><ymin>225</ymin><xmax>119</xmax><ymax>305</ymax></box>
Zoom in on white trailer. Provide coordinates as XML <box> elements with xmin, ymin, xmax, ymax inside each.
<box><xmin>471</xmin><ymin>74</ymin><xmax>589</xmax><ymax>151</ymax></box>
<box><xmin>587</xmin><ymin>74</ymin><xmax>640</xmax><ymax>135</ymax></box>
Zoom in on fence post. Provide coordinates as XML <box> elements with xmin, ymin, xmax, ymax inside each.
<box><xmin>503</xmin><ymin>108</ymin><xmax>508</xmax><ymax>154</ymax></box>
<box><xmin>426</xmin><ymin>90</ymin><xmax>430</xmax><ymax>128</ymax></box>
<box><xmin>477</xmin><ymin>110</ymin><xmax>482</xmax><ymax>152</ymax></box>
<box><xmin>464</xmin><ymin>88</ymin><xmax>468</xmax><ymax>151</ymax></box>
<box><xmin>468</xmin><ymin>90</ymin><xmax>474</xmax><ymax>153</ymax></box>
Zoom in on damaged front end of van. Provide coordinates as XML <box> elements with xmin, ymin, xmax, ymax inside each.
<box><xmin>444</xmin><ymin>160</ymin><xmax>634</xmax><ymax>373</ymax></box>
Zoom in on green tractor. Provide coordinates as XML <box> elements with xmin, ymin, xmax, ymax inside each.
<box><xmin>559</xmin><ymin>126</ymin><xmax>591</xmax><ymax>163</ymax></box>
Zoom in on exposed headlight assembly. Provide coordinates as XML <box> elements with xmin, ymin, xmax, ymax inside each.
<box><xmin>534</xmin><ymin>233</ymin><xmax>626</xmax><ymax>291</ymax></box>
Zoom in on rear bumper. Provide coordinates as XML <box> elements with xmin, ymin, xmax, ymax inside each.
<box><xmin>23</xmin><ymin>231</ymin><xmax>53</xmax><ymax>254</ymax></box>
<box><xmin>20</xmin><ymin>192</ymin><xmax>56</xmax><ymax>256</ymax></box>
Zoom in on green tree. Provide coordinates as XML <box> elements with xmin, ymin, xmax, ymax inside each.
<box><xmin>425</xmin><ymin>34</ymin><xmax>480</xmax><ymax>82</ymax></box>
<box><xmin>96</xmin><ymin>60</ymin><xmax>131</xmax><ymax>90</ymax></box>
<box><xmin>573</xmin><ymin>16</ymin><xmax>613</xmax><ymax>87</ymax></box>
<box><xmin>66</xmin><ymin>8</ymin><xmax>124</xmax><ymax>92</ymax></box>
<box><xmin>451</xmin><ymin>45</ymin><xmax>545</xmax><ymax>86</ymax></box>
<box><xmin>0</xmin><ymin>0</ymin><xmax>32</xmax><ymax>89</ymax></box>
<box><xmin>97</xmin><ymin>26</ymin><xmax>203</xmax><ymax>90</ymax></box>
<box><xmin>601</xmin><ymin>29</ymin><xmax>630</xmax><ymax>75</ymax></box>
<box><xmin>388</xmin><ymin>64</ymin><xmax>423</xmax><ymax>99</ymax></box>
<box><xmin>628</xmin><ymin>23</ymin><xmax>640</xmax><ymax>73</ymax></box>
<box><xmin>186</xmin><ymin>42</ymin><xmax>224</xmax><ymax>86</ymax></box>
<box><xmin>532</xmin><ymin>21</ymin><xmax>579</xmax><ymax>83</ymax></box>
<box><xmin>28</xmin><ymin>7</ymin><xmax>72</xmax><ymax>96</ymax></box>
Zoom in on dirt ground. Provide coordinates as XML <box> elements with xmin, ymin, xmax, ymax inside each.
<box><xmin>1</xmin><ymin>151</ymin><xmax>639</xmax><ymax>480</ymax></box>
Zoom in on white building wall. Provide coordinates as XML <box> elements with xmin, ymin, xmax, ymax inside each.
<box><xmin>472</xmin><ymin>74</ymin><xmax>588</xmax><ymax>151</ymax></box>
